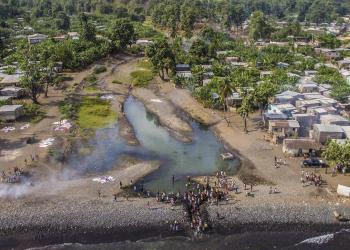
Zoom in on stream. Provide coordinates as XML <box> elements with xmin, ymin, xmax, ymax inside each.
<box><xmin>68</xmin><ymin>96</ymin><xmax>240</xmax><ymax>192</ymax></box>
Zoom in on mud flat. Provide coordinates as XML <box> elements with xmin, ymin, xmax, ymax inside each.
<box><xmin>132</xmin><ymin>88</ymin><xmax>192</xmax><ymax>143</ymax></box>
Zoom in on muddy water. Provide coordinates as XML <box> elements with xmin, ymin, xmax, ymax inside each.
<box><xmin>68</xmin><ymin>96</ymin><xmax>239</xmax><ymax>192</ymax></box>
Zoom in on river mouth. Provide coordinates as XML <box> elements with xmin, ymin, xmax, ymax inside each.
<box><xmin>67</xmin><ymin>96</ymin><xmax>240</xmax><ymax>192</ymax></box>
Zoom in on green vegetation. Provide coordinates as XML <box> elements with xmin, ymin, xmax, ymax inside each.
<box><xmin>318</xmin><ymin>33</ymin><xmax>341</xmax><ymax>49</ymax></box>
<box><xmin>77</xmin><ymin>97</ymin><xmax>117</xmax><ymax>129</ymax></box>
<box><xmin>15</xmin><ymin>101</ymin><xmax>46</xmax><ymax>123</ymax></box>
<box><xmin>130</xmin><ymin>59</ymin><xmax>155</xmax><ymax>86</ymax></box>
<box><xmin>323</xmin><ymin>140</ymin><xmax>350</xmax><ymax>170</ymax></box>
<box><xmin>84</xmin><ymin>74</ymin><xmax>98</xmax><ymax>84</ymax></box>
<box><xmin>130</xmin><ymin>70</ymin><xmax>155</xmax><ymax>86</ymax></box>
<box><xmin>112</xmin><ymin>79</ymin><xmax>123</xmax><ymax>84</ymax></box>
<box><xmin>314</xmin><ymin>66</ymin><xmax>350</xmax><ymax>102</ymax></box>
<box><xmin>146</xmin><ymin>38</ymin><xmax>175</xmax><ymax>80</ymax></box>
<box><xmin>93</xmin><ymin>65</ymin><xmax>107</xmax><ymax>74</ymax></box>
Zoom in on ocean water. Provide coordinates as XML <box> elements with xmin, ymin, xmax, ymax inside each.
<box><xmin>27</xmin><ymin>229</ymin><xmax>350</xmax><ymax>250</ymax></box>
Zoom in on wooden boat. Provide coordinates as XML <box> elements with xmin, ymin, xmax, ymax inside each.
<box><xmin>220</xmin><ymin>152</ymin><xmax>234</xmax><ymax>160</ymax></box>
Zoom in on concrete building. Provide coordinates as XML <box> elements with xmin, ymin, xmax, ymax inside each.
<box><xmin>68</xmin><ymin>32</ymin><xmax>79</xmax><ymax>40</ymax></box>
<box><xmin>320</xmin><ymin>114</ymin><xmax>350</xmax><ymax>126</ymax></box>
<box><xmin>313</xmin><ymin>124</ymin><xmax>345</xmax><ymax>144</ymax></box>
<box><xmin>0</xmin><ymin>96</ymin><xmax>12</xmax><ymax>103</ymax></box>
<box><xmin>226</xmin><ymin>92</ymin><xmax>242</xmax><ymax>106</ymax></box>
<box><xmin>274</xmin><ymin>90</ymin><xmax>304</xmax><ymax>105</ymax></box>
<box><xmin>304</xmin><ymin>70</ymin><xmax>318</xmax><ymax>77</ymax></box>
<box><xmin>296</xmin><ymin>99</ymin><xmax>321</xmax><ymax>111</ymax></box>
<box><xmin>292</xmin><ymin>113</ymin><xmax>317</xmax><ymax>137</ymax></box>
<box><xmin>298</xmin><ymin>82</ymin><xmax>319</xmax><ymax>93</ymax></box>
<box><xmin>135</xmin><ymin>39</ymin><xmax>153</xmax><ymax>46</ymax></box>
<box><xmin>338</xmin><ymin>58</ymin><xmax>350</xmax><ymax>70</ymax></box>
<box><xmin>263</xmin><ymin>112</ymin><xmax>288</xmax><ymax>126</ymax></box>
<box><xmin>268</xmin><ymin>120</ymin><xmax>300</xmax><ymax>137</ymax></box>
<box><xmin>0</xmin><ymin>87</ymin><xmax>25</xmax><ymax>98</ymax></box>
<box><xmin>282</xmin><ymin>138</ymin><xmax>321</xmax><ymax>157</ymax></box>
<box><xmin>341</xmin><ymin>126</ymin><xmax>350</xmax><ymax>140</ymax></box>
<box><xmin>225</xmin><ymin>57</ymin><xmax>239</xmax><ymax>64</ymax></box>
<box><xmin>27</xmin><ymin>33</ymin><xmax>48</xmax><ymax>44</ymax></box>
<box><xmin>0</xmin><ymin>75</ymin><xmax>20</xmax><ymax>86</ymax></box>
<box><xmin>175</xmin><ymin>64</ymin><xmax>190</xmax><ymax>72</ymax></box>
<box><xmin>0</xmin><ymin>105</ymin><xmax>24</xmax><ymax>121</ymax></box>
<box><xmin>268</xmin><ymin>103</ymin><xmax>297</xmax><ymax>118</ymax></box>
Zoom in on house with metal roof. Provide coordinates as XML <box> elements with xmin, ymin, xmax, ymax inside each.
<box><xmin>274</xmin><ymin>90</ymin><xmax>304</xmax><ymax>105</ymax></box>
<box><xmin>312</xmin><ymin>124</ymin><xmax>345</xmax><ymax>144</ymax></box>
<box><xmin>27</xmin><ymin>33</ymin><xmax>48</xmax><ymax>44</ymax></box>
<box><xmin>292</xmin><ymin>113</ymin><xmax>317</xmax><ymax>137</ymax></box>
<box><xmin>282</xmin><ymin>138</ymin><xmax>322</xmax><ymax>157</ymax></box>
<box><xmin>320</xmin><ymin>114</ymin><xmax>350</xmax><ymax>126</ymax></box>
<box><xmin>0</xmin><ymin>105</ymin><xmax>24</xmax><ymax>121</ymax></box>
<box><xmin>268</xmin><ymin>120</ymin><xmax>300</xmax><ymax>138</ymax></box>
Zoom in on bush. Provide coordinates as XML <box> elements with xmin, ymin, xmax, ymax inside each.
<box><xmin>85</xmin><ymin>74</ymin><xmax>98</xmax><ymax>84</ymax></box>
<box><xmin>130</xmin><ymin>70</ymin><xmax>155</xmax><ymax>86</ymax></box>
<box><xmin>93</xmin><ymin>65</ymin><xmax>107</xmax><ymax>74</ymax></box>
<box><xmin>15</xmin><ymin>101</ymin><xmax>46</xmax><ymax>123</ymax></box>
<box><xmin>112</xmin><ymin>79</ymin><xmax>122</xmax><ymax>84</ymax></box>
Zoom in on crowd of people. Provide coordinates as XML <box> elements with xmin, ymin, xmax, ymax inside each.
<box><xmin>301</xmin><ymin>171</ymin><xmax>323</xmax><ymax>187</ymax></box>
<box><xmin>1</xmin><ymin>166</ymin><xmax>28</xmax><ymax>184</ymax></box>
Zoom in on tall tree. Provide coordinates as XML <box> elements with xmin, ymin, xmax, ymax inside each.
<box><xmin>146</xmin><ymin>39</ymin><xmax>175</xmax><ymax>80</ymax></box>
<box><xmin>249</xmin><ymin>11</ymin><xmax>274</xmax><ymax>40</ymax></box>
<box><xmin>56</xmin><ymin>11</ymin><xmax>70</xmax><ymax>30</ymax></box>
<box><xmin>18</xmin><ymin>45</ymin><xmax>45</xmax><ymax>104</ymax></box>
<box><xmin>216</xmin><ymin>77</ymin><xmax>234</xmax><ymax>112</ymax></box>
<box><xmin>39</xmin><ymin>40</ymin><xmax>58</xmax><ymax>98</ymax></box>
<box><xmin>237</xmin><ymin>94</ymin><xmax>253</xmax><ymax>133</ymax></box>
<box><xmin>109</xmin><ymin>19</ymin><xmax>135</xmax><ymax>49</ymax></box>
<box><xmin>79</xmin><ymin>13</ymin><xmax>96</xmax><ymax>42</ymax></box>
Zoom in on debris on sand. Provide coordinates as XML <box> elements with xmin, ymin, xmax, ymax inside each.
<box><xmin>92</xmin><ymin>176</ymin><xmax>115</xmax><ymax>184</ymax></box>
<box><xmin>39</xmin><ymin>138</ymin><xmax>55</xmax><ymax>148</ymax></box>
<box><xmin>150</xmin><ymin>98</ymin><xmax>163</xmax><ymax>103</ymax></box>
<box><xmin>100</xmin><ymin>94</ymin><xmax>115</xmax><ymax>100</ymax></box>
<box><xmin>53</xmin><ymin>120</ymin><xmax>72</xmax><ymax>131</ymax></box>
<box><xmin>1</xmin><ymin>126</ymin><xmax>15</xmax><ymax>133</ymax></box>
<box><xmin>20</xmin><ymin>123</ymin><xmax>30</xmax><ymax>130</ymax></box>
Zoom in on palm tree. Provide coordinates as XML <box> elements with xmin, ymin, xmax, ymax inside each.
<box><xmin>217</xmin><ymin>77</ymin><xmax>234</xmax><ymax>112</ymax></box>
<box><xmin>237</xmin><ymin>95</ymin><xmax>253</xmax><ymax>133</ymax></box>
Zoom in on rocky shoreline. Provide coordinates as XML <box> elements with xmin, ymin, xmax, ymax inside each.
<box><xmin>1</xmin><ymin>197</ymin><xmax>349</xmax><ymax>249</ymax></box>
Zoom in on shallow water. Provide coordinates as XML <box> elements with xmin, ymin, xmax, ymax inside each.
<box><xmin>27</xmin><ymin>229</ymin><xmax>350</xmax><ymax>250</ymax></box>
<box><xmin>68</xmin><ymin>96</ymin><xmax>239</xmax><ymax>192</ymax></box>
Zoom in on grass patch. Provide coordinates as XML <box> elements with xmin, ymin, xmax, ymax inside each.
<box><xmin>137</xmin><ymin>59</ymin><xmax>153</xmax><ymax>69</ymax></box>
<box><xmin>93</xmin><ymin>65</ymin><xmax>107</xmax><ymax>74</ymax></box>
<box><xmin>77</xmin><ymin>97</ymin><xmax>117</xmax><ymax>129</ymax></box>
<box><xmin>130</xmin><ymin>70</ymin><xmax>155</xmax><ymax>86</ymax></box>
<box><xmin>85</xmin><ymin>85</ymin><xmax>99</xmax><ymax>93</ymax></box>
<box><xmin>112</xmin><ymin>79</ymin><xmax>123</xmax><ymax>84</ymax></box>
<box><xmin>84</xmin><ymin>74</ymin><xmax>98</xmax><ymax>84</ymax></box>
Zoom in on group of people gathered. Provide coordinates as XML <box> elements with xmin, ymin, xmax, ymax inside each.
<box><xmin>301</xmin><ymin>171</ymin><xmax>323</xmax><ymax>187</ymax></box>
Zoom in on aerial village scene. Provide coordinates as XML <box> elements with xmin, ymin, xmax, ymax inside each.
<box><xmin>2</xmin><ymin>0</ymin><xmax>350</xmax><ymax>249</ymax></box>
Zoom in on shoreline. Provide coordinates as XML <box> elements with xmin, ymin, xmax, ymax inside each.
<box><xmin>1</xmin><ymin>199</ymin><xmax>349</xmax><ymax>249</ymax></box>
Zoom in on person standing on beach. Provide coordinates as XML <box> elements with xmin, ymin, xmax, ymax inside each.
<box><xmin>113</xmin><ymin>193</ymin><xmax>117</xmax><ymax>202</ymax></box>
<box><xmin>98</xmin><ymin>189</ymin><xmax>101</xmax><ymax>198</ymax></box>
<box><xmin>172</xmin><ymin>175</ymin><xmax>175</xmax><ymax>185</ymax></box>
